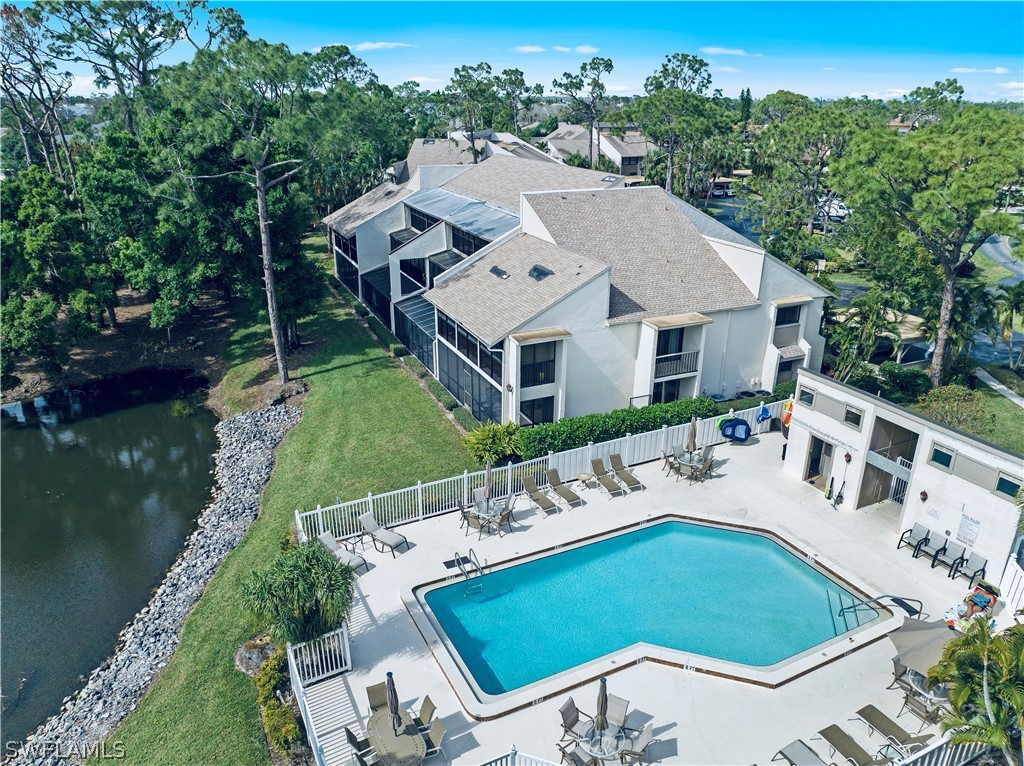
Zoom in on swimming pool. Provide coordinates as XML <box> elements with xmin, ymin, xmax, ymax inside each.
<box><xmin>419</xmin><ymin>520</ymin><xmax>880</xmax><ymax>697</ymax></box>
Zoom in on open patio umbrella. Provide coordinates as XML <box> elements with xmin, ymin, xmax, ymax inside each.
<box><xmin>386</xmin><ymin>671</ymin><xmax>401</xmax><ymax>734</ymax></box>
<box><xmin>594</xmin><ymin>677</ymin><xmax>608</xmax><ymax>733</ymax></box>
<box><xmin>888</xmin><ymin>618</ymin><xmax>956</xmax><ymax>676</ymax></box>
<box><xmin>686</xmin><ymin>415</ymin><xmax>698</xmax><ymax>455</ymax></box>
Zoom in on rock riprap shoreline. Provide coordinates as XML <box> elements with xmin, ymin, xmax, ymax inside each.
<box><xmin>9</xmin><ymin>404</ymin><xmax>302</xmax><ymax>766</ymax></box>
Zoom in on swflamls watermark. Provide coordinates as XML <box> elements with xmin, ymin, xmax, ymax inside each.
<box><xmin>5</xmin><ymin>740</ymin><xmax>126</xmax><ymax>760</ymax></box>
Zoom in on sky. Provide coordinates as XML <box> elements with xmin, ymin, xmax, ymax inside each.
<box><xmin>66</xmin><ymin>1</ymin><xmax>1024</xmax><ymax>102</ymax></box>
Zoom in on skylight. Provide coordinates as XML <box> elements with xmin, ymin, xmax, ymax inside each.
<box><xmin>423</xmin><ymin>138</ymin><xmax>436</xmax><ymax>144</ymax></box>
<box><xmin>528</xmin><ymin>265</ymin><xmax>554</xmax><ymax>281</ymax></box>
<box><xmin>490</xmin><ymin>266</ymin><xmax>510</xmax><ymax>280</ymax></box>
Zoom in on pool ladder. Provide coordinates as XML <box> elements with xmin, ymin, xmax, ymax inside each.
<box><xmin>455</xmin><ymin>549</ymin><xmax>484</xmax><ymax>596</ymax></box>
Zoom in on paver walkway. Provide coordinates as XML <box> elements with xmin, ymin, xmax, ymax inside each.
<box><xmin>976</xmin><ymin>367</ymin><xmax>1024</xmax><ymax>409</ymax></box>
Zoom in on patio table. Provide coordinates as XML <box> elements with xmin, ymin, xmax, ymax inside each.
<box><xmin>577</xmin><ymin>721</ymin><xmax>626</xmax><ymax>759</ymax></box>
<box><xmin>675</xmin><ymin>450</ymin><xmax>704</xmax><ymax>481</ymax></box>
<box><xmin>367</xmin><ymin>708</ymin><xmax>426</xmax><ymax>766</ymax></box>
<box><xmin>473</xmin><ymin>499</ymin><xmax>502</xmax><ymax>519</ymax></box>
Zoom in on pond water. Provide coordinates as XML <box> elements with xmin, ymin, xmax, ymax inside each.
<box><xmin>0</xmin><ymin>370</ymin><xmax>218</xmax><ymax>746</ymax></box>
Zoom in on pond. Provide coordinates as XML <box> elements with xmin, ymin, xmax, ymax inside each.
<box><xmin>0</xmin><ymin>370</ymin><xmax>218</xmax><ymax>746</ymax></box>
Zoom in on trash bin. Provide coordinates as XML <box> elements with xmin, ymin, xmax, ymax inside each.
<box><xmin>781</xmin><ymin>442</ymin><xmax>788</xmax><ymax>461</ymax></box>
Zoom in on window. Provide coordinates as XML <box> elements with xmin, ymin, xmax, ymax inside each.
<box><xmin>338</xmin><ymin>233</ymin><xmax>357</xmax><ymax>263</ymax></box>
<box><xmin>652</xmin><ymin>378</ymin><xmax>683</xmax><ymax>405</ymax></box>
<box><xmin>521</xmin><ymin>396</ymin><xmax>554</xmax><ymax>425</ymax></box>
<box><xmin>656</xmin><ymin>328</ymin><xmax>684</xmax><ymax>357</ymax></box>
<box><xmin>622</xmin><ymin>156</ymin><xmax>640</xmax><ymax>166</ymax></box>
<box><xmin>995</xmin><ymin>473</ymin><xmax>1022</xmax><ymax>498</ymax></box>
<box><xmin>452</xmin><ymin>226</ymin><xmax>488</xmax><ymax>256</ymax></box>
<box><xmin>798</xmin><ymin>386</ymin><xmax>815</xmax><ymax>406</ymax></box>
<box><xmin>778</xmin><ymin>360</ymin><xmax>795</xmax><ymax>373</ymax></box>
<box><xmin>775</xmin><ymin>305</ymin><xmax>802</xmax><ymax>326</ymax></box>
<box><xmin>409</xmin><ymin>208</ymin><xmax>439</xmax><ymax>232</ymax></box>
<box><xmin>521</xmin><ymin>342</ymin><xmax>556</xmax><ymax>388</ymax></box>
<box><xmin>399</xmin><ymin>258</ymin><xmax>427</xmax><ymax>288</ymax></box>
<box><xmin>436</xmin><ymin>311</ymin><xmax>501</xmax><ymax>384</ymax></box>
<box><xmin>844</xmin><ymin>405</ymin><xmax>863</xmax><ymax>429</ymax></box>
<box><xmin>929</xmin><ymin>445</ymin><xmax>955</xmax><ymax>470</ymax></box>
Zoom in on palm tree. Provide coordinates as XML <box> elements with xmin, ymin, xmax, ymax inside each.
<box><xmin>829</xmin><ymin>288</ymin><xmax>902</xmax><ymax>382</ymax></box>
<box><xmin>996</xmin><ymin>283</ymin><xmax>1024</xmax><ymax>370</ymax></box>
<box><xmin>928</xmin><ymin>619</ymin><xmax>1024</xmax><ymax>766</ymax></box>
<box><xmin>241</xmin><ymin>542</ymin><xmax>355</xmax><ymax>645</ymax></box>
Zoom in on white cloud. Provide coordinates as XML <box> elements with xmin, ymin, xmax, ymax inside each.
<box><xmin>821</xmin><ymin>67</ymin><xmax>838</xmax><ymax>72</ymax></box>
<box><xmin>410</xmin><ymin>76</ymin><xmax>441</xmax><ymax>85</ymax></box>
<box><xmin>67</xmin><ymin>75</ymin><xmax>106</xmax><ymax>97</ymax></box>
<box><xmin>996</xmin><ymin>81</ymin><xmax>1024</xmax><ymax>92</ymax></box>
<box><xmin>553</xmin><ymin>46</ymin><xmax>571</xmax><ymax>52</ymax></box>
<box><xmin>513</xmin><ymin>45</ymin><xmax>545</xmax><ymax>54</ymax></box>
<box><xmin>848</xmin><ymin>88</ymin><xmax>910</xmax><ymax>99</ymax></box>
<box><xmin>606</xmin><ymin>84</ymin><xmax>634</xmax><ymax>92</ymax></box>
<box><xmin>351</xmin><ymin>41</ymin><xmax>416</xmax><ymax>52</ymax></box>
<box><xmin>553</xmin><ymin>45</ymin><xmax>599</xmax><ymax>54</ymax></box>
<box><xmin>713</xmin><ymin>66</ymin><xmax>742</xmax><ymax>74</ymax></box>
<box><xmin>700</xmin><ymin>46</ymin><xmax>762</xmax><ymax>57</ymax></box>
<box><xmin>950</xmin><ymin>67</ymin><xmax>1009</xmax><ymax>74</ymax></box>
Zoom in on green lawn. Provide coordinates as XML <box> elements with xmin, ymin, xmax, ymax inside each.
<box><xmin>981</xmin><ymin>363</ymin><xmax>1024</xmax><ymax>397</ymax></box>
<box><xmin>102</xmin><ymin>246</ymin><xmax>477</xmax><ymax>765</ymax></box>
<box><xmin>831</xmin><ymin>250</ymin><xmax>1014</xmax><ymax>291</ymax></box>
<box><xmin>974</xmin><ymin>381</ymin><xmax>1024</xmax><ymax>455</ymax></box>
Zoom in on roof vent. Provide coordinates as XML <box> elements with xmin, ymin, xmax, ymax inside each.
<box><xmin>528</xmin><ymin>265</ymin><xmax>554</xmax><ymax>281</ymax></box>
<box><xmin>489</xmin><ymin>265</ymin><xmax>510</xmax><ymax>280</ymax></box>
<box><xmin>423</xmin><ymin>138</ymin><xmax>436</xmax><ymax>145</ymax></box>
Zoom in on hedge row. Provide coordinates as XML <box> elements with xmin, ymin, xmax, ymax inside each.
<box><xmin>518</xmin><ymin>397</ymin><xmax>719</xmax><ymax>459</ymax></box>
<box><xmin>453</xmin><ymin>407</ymin><xmax>482</xmax><ymax>431</ymax></box>
<box><xmin>714</xmin><ymin>380</ymin><xmax>797</xmax><ymax>415</ymax></box>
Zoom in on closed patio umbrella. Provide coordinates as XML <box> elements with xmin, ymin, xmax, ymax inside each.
<box><xmin>888</xmin><ymin>618</ymin><xmax>956</xmax><ymax>676</ymax></box>
<box><xmin>594</xmin><ymin>677</ymin><xmax>608</xmax><ymax>733</ymax></box>
<box><xmin>386</xmin><ymin>671</ymin><xmax>401</xmax><ymax>734</ymax></box>
<box><xmin>686</xmin><ymin>415</ymin><xmax>698</xmax><ymax>455</ymax></box>
<box><xmin>484</xmin><ymin>459</ymin><xmax>492</xmax><ymax>500</ymax></box>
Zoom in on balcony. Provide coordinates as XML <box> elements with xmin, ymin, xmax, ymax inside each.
<box><xmin>521</xmin><ymin>360</ymin><xmax>555</xmax><ymax>388</ymax></box>
<box><xmin>654</xmin><ymin>351</ymin><xmax>699</xmax><ymax>379</ymax></box>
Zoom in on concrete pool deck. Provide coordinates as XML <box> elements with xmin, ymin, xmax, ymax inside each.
<box><xmin>305</xmin><ymin>432</ymin><xmax>982</xmax><ymax>765</ymax></box>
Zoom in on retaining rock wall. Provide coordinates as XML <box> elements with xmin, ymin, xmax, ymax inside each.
<box><xmin>10</xmin><ymin>404</ymin><xmax>302</xmax><ymax>766</ymax></box>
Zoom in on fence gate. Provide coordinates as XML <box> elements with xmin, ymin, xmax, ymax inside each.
<box><xmin>888</xmin><ymin>457</ymin><xmax>912</xmax><ymax>505</ymax></box>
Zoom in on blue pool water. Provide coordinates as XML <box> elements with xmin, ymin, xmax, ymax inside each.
<box><xmin>422</xmin><ymin>521</ymin><xmax>878</xmax><ymax>695</ymax></box>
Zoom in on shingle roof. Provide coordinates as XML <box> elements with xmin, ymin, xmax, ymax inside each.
<box><xmin>424</xmin><ymin>233</ymin><xmax>608</xmax><ymax>347</ymax></box>
<box><xmin>547</xmin><ymin>136</ymin><xmax>595</xmax><ymax>160</ymax></box>
<box><xmin>601</xmin><ymin>132</ymin><xmax>657</xmax><ymax>158</ymax></box>
<box><xmin>404</xmin><ymin>137</ymin><xmax>487</xmax><ymax>178</ymax></box>
<box><xmin>524</xmin><ymin>187</ymin><xmax>759</xmax><ymax>323</ymax></box>
<box><xmin>321</xmin><ymin>183</ymin><xmax>410</xmax><ymax>235</ymax></box>
<box><xmin>440</xmin><ymin>155</ymin><xmax>622</xmax><ymax>212</ymax></box>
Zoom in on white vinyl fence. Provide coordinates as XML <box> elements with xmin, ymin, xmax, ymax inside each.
<box><xmin>900</xmin><ymin>735</ymin><xmax>992</xmax><ymax>766</ymax></box>
<box><xmin>287</xmin><ymin>624</ymin><xmax>352</xmax><ymax>686</ymax></box>
<box><xmin>478</xmin><ymin>747</ymin><xmax>558</xmax><ymax>766</ymax></box>
<box><xmin>296</xmin><ymin>400</ymin><xmax>788</xmax><ymax>542</ymax></box>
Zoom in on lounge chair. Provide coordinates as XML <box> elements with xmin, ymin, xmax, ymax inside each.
<box><xmin>558</xmin><ymin>743</ymin><xmax>597</xmax><ymax>766</ymax></box>
<box><xmin>558</xmin><ymin>696</ymin><xmax>592</xmax><ymax>742</ymax></box>
<box><xmin>413</xmin><ymin>695</ymin><xmax>436</xmax><ymax>732</ymax></box>
<box><xmin>522</xmin><ymin>475</ymin><xmax>559</xmax><ymax>514</ymax></box>
<box><xmin>931</xmin><ymin>541</ymin><xmax>966</xmax><ymax>571</ymax></box>
<box><xmin>772</xmin><ymin>739</ymin><xmax>827</xmax><ymax>766</ymax></box>
<box><xmin>950</xmin><ymin>552</ymin><xmax>987</xmax><ymax>588</ymax></box>
<box><xmin>897</xmin><ymin>523</ymin><xmax>931</xmax><ymax>554</ymax></box>
<box><xmin>816</xmin><ymin>724</ymin><xmax>893</xmax><ymax>766</ymax></box>
<box><xmin>914</xmin><ymin>534</ymin><xmax>948</xmax><ymax>562</ymax></box>
<box><xmin>897</xmin><ymin>692</ymin><xmax>945</xmax><ymax>733</ymax></box>
<box><xmin>609</xmin><ymin>453</ymin><xmax>644</xmax><ymax>491</ymax></box>
<box><xmin>619</xmin><ymin>722</ymin><xmax>654</xmax><ymax>765</ymax></box>
<box><xmin>366</xmin><ymin>681</ymin><xmax>388</xmax><ymax>714</ymax></box>
<box><xmin>317</xmin><ymin>531</ymin><xmax>368</xmax><ymax>573</ymax></box>
<box><xmin>606</xmin><ymin>692</ymin><xmax>630</xmax><ymax>730</ymax></box>
<box><xmin>851</xmin><ymin>704</ymin><xmax>933</xmax><ymax>753</ymax></box>
<box><xmin>591</xmin><ymin>458</ymin><xmax>627</xmax><ymax>497</ymax></box>
<box><xmin>547</xmin><ymin>468</ymin><xmax>584</xmax><ymax>507</ymax></box>
<box><xmin>660</xmin><ymin>449</ymin><xmax>679</xmax><ymax>476</ymax></box>
<box><xmin>358</xmin><ymin>512</ymin><xmax>409</xmax><ymax>557</ymax></box>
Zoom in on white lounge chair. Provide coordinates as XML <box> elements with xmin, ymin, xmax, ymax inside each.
<box><xmin>317</xmin><ymin>531</ymin><xmax>368</xmax><ymax>573</ymax></box>
<box><xmin>358</xmin><ymin>512</ymin><xmax>409</xmax><ymax>557</ymax></box>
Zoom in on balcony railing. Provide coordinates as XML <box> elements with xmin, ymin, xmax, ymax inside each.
<box><xmin>521</xmin><ymin>360</ymin><xmax>555</xmax><ymax>388</ymax></box>
<box><xmin>654</xmin><ymin>350</ymin><xmax>699</xmax><ymax>379</ymax></box>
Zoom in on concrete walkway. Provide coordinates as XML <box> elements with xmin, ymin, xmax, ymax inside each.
<box><xmin>976</xmin><ymin>367</ymin><xmax>1024</xmax><ymax>409</ymax></box>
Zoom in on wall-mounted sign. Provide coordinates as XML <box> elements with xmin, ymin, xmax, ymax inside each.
<box><xmin>956</xmin><ymin>513</ymin><xmax>980</xmax><ymax>547</ymax></box>
<box><xmin>926</xmin><ymin>506</ymin><xmax>941</xmax><ymax>521</ymax></box>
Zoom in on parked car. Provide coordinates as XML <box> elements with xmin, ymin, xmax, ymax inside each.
<box><xmin>711</xmin><ymin>186</ymin><xmax>725</xmax><ymax>197</ymax></box>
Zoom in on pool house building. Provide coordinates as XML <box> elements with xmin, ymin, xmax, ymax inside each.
<box><xmin>323</xmin><ymin>153</ymin><xmax>831</xmax><ymax>425</ymax></box>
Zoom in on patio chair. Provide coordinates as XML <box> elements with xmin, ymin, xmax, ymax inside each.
<box><xmin>931</xmin><ymin>541</ymin><xmax>966</xmax><ymax>571</ymax></box>
<box><xmin>558</xmin><ymin>696</ymin><xmax>592</xmax><ymax>742</ymax></box>
<box><xmin>358</xmin><ymin>512</ymin><xmax>409</xmax><ymax>557</ymax></box>
<box><xmin>816</xmin><ymin>724</ymin><xmax>893</xmax><ymax>766</ymax></box>
<box><xmin>366</xmin><ymin>681</ymin><xmax>388</xmax><ymax>714</ymax></box>
<box><xmin>886</xmin><ymin>657</ymin><xmax>914</xmax><ymax>693</ymax></box>
<box><xmin>353</xmin><ymin>749</ymin><xmax>380</xmax><ymax>766</ymax></box>
<box><xmin>851</xmin><ymin>704</ymin><xmax>933</xmax><ymax>753</ymax></box>
<box><xmin>522</xmin><ymin>475</ymin><xmax>559</xmax><ymax>515</ymax></box>
<box><xmin>772</xmin><ymin>739</ymin><xmax>828</xmax><ymax>766</ymax></box>
<box><xmin>495</xmin><ymin>505</ymin><xmax>517</xmax><ymax>537</ymax></box>
<box><xmin>690</xmin><ymin>456</ymin><xmax>714</xmax><ymax>485</ymax></box>
<box><xmin>458</xmin><ymin>505</ymin><xmax>473</xmax><ymax>529</ymax></box>
<box><xmin>591</xmin><ymin>458</ymin><xmax>627</xmax><ymax>497</ymax></box>
<box><xmin>914</xmin><ymin>534</ymin><xmax>948</xmax><ymax>562</ymax></box>
<box><xmin>897</xmin><ymin>523</ymin><xmax>931</xmax><ymax>554</ymax></box>
<box><xmin>558</xmin><ymin>743</ymin><xmax>597</xmax><ymax>766</ymax></box>
<box><xmin>950</xmin><ymin>552</ymin><xmax>987</xmax><ymax>588</ymax></box>
<box><xmin>609</xmin><ymin>453</ymin><xmax>644</xmax><ymax>492</ymax></box>
<box><xmin>606</xmin><ymin>692</ymin><xmax>631</xmax><ymax>730</ymax></box>
<box><xmin>472</xmin><ymin>487</ymin><xmax>488</xmax><ymax>504</ymax></box>
<box><xmin>317</xmin><ymin>531</ymin><xmax>368</xmax><ymax>573</ymax></box>
<box><xmin>619</xmin><ymin>722</ymin><xmax>654</xmax><ymax>765</ymax></box>
<box><xmin>465</xmin><ymin>513</ymin><xmax>489</xmax><ymax>539</ymax></box>
<box><xmin>660</xmin><ymin>449</ymin><xmax>680</xmax><ymax>476</ymax></box>
<box><xmin>547</xmin><ymin>468</ymin><xmax>584</xmax><ymax>508</ymax></box>
<box><xmin>345</xmin><ymin>726</ymin><xmax>374</xmax><ymax>758</ymax></box>
<box><xmin>897</xmin><ymin>692</ymin><xmax>944</xmax><ymax>733</ymax></box>
<box><xmin>413</xmin><ymin>695</ymin><xmax>436</xmax><ymax>732</ymax></box>
<box><xmin>422</xmin><ymin>717</ymin><xmax>448</xmax><ymax>764</ymax></box>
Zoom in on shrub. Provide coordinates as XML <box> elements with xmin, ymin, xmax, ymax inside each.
<box><xmin>263</xmin><ymin>700</ymin><xmax>301</xmax><ymax>756</ymax></box>
<box><xmin>254</xmin><ymin>647</ymin><xmax>286</xmax><ymax>706</ymax></box>
<box><xmin>846</xmin><ymin>362</ymin><xmax>879</xmax><ymax>394</ymax></box>
<box><xmin>915</xmin><ymin>385</ymin><xmax>994</xmax><ymax>434</ymax></box>
<box><xmin>404</xmin><ymin>355</ymin><xmax>430</xmax><ymax>379</ymax></box>
<box><xmin>942</xmin><ymin>355</ymin><xmax>977</xmax><ymax>388</ymax></box>
<box><xmin>464</xmin><ymin>421</ymin><xmax>519</xmax><ymax>462</ymax></box>
<box><xmin>353</xmin><ymin>304</ymin><xmax>369</xmax><ymax>318</ymax></box>
<box><xmin>453</xmin><ymin>407</ymin><xmax>482</xmax><ymax>432</ymax></box>
<box><xmin>366</xmin><ymin>316</ymin><xmax>401</xmax><ymax>350</ymax></box>
<box><xmin>426</xmin><ymin>378</ymin><xmax>459</xmax><ymax>410</ymax></box>
<box><xmin>877</xmin><ymin>361</ymin><xmax>931</xmax><ymax>404</ymax></box>
<box><xmin>390</xmin><ymin>343</ymin><xmax>410</xmax><ymax>357</ymax></box>
<box><xmin>773</xmin><ymin>380</ymin><xmax>797</xmax><ymax>399</ymax></box>
<box><xmin>518</xmin><ymin>397</ymin><xmax>718</xmax><ymax>459</ymax></box>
